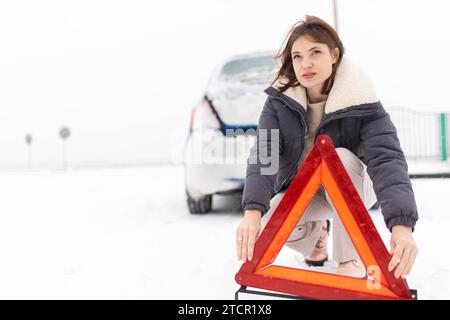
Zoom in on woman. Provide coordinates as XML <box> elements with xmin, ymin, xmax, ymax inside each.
<box><xmin>236</xmin><ymin>15</ymin><xmax>418</xmax><ymax>279</ymax></box>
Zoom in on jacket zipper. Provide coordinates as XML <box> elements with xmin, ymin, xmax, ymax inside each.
<box><xmin>270</xmin><ymin>97</ymin><xmax>307</xmax><ymax>193</ymax></box>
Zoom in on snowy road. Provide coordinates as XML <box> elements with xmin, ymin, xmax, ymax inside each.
<box><xmin>0</xmin><ymin>165</ymin><xmax>447</xmax><ymax>299</ymax></box>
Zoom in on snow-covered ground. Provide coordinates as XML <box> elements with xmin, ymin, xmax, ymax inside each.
<box><xmin>0</xmin><ymin>165</ymin><xmax>448</xmax><ymax>299</ymax></box>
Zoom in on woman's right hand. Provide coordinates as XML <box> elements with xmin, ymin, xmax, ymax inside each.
<box><xmin>236</xmin><ymin>209</ymin><xmax>262</xmax><ymax>262</ymax></box>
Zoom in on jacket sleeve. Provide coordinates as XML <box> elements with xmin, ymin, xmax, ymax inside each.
<box><xmin>359</xmin><ymin>102</ymin><xmax>419</xmax><ymax>232</ymax></box>
<box><xmin>242</xmin><ymin>97</ymin><xmax>282</xmax><ymax>216</ymax></box>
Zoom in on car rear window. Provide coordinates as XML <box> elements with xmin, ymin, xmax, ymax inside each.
<box><xmin>220</xmin><ymin>56</ymin><xmax>277</xmax><ymax>79</ymax></box>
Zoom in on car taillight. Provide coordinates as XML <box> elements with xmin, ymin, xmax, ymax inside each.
<box><xmin>189</xmin><ymin>97</ymin><xmax>221</xmax><ymax>132</ymax></box>
<box><xmin>189</xmin><ymin>107</ymin><xmax>196</xmax><ymax>133</ymax></box>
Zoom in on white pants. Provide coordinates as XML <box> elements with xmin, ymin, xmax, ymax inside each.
<box><xmin>260</xmin><ymin>147</ymin><xmax>378</xmax><ymax>263</ymax></box>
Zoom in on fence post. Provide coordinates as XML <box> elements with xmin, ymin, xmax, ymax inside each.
<box><xmin>441</xmin><ymin>113</ymin><xmax>447</xmax><ymax>161</ymax></box>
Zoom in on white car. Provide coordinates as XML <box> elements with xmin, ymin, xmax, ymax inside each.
<box><xmin>184</xmin><ymin>51</ymin><xmax>279</xmax><ymax>213</ymax></box>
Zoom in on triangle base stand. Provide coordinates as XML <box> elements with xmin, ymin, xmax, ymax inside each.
<box><xmin>234</xmin><ymin>285</ymin><xmax>418</xmax><ymax>300</ymax></box>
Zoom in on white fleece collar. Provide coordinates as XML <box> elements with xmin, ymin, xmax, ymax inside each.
<box><xmin>273</xmin><ymin>56</ymin><xmax>379</xmax><ymax>114</ymax></box>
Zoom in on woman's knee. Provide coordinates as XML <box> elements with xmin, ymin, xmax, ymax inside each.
<box><xmin>335</xmin><ymin>147</ymin><xmax>363</xmax><ymax>174</ymax></box>
<box><xmin>335</xmin><ymin>147</ymin><xmax>355</xmax><ymax>159</ymax></box>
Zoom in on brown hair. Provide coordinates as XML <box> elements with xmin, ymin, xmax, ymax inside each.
<box><xmin>272</xmin><ymin>15</ymin><xmax>345</xmax><ymax>94</ymax></box>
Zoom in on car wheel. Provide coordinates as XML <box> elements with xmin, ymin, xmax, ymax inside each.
<box><xmin>186</xmin><ymin>192</ymin><xmax>212</xmax><ymax>214</ymax></box>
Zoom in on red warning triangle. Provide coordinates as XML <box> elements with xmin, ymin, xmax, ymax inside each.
<box><xmin>235</xmin><ymin>134</ymin><xmax>414</xmax><ymax>300</ymax></box>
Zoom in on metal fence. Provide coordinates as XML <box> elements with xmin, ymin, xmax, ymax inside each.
<box><xmin>388</xmin><ymin>106</ymin><xmax>448</xmax><ymax>161</ymax></box>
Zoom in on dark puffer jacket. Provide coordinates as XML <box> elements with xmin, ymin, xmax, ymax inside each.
<box><xmin>242</xmin><ymin>56</ymin><xmax>419</xmax><ymax>232</ymax></box>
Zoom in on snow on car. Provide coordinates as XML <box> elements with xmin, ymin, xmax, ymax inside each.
<box><xmin>184</xmin><ymin>51</ymin><xmax>279</xmax><ymax>213</ymax></box>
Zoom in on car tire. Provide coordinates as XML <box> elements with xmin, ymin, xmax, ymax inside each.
<box><xmin>186</xmin><ymin>192</ymin><xmax>212</xmax><ymax>214</ymax></box>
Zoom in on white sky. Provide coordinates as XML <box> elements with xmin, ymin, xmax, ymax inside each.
<box><xmin>0</xmin><ymin>0</ymin><xmax>449</xmax><ymax>167</ymax></box>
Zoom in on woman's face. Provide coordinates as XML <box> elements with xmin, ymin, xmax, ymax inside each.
<box><xmin>291</xmin><ymin>36</ymin><xmax>339</xmax><ymax>90</ymax></box>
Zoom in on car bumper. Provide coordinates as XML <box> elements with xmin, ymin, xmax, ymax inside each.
<box><xmin>184</xmin><ymin>129</ymin><xmax>255</xmax><ymax>199</ymax></box>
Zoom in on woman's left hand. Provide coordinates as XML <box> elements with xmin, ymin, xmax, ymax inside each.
<box><xmin>388</xmin><ymin>225</ymin><xmax>418</xmax><ymax>279</ymax></box>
